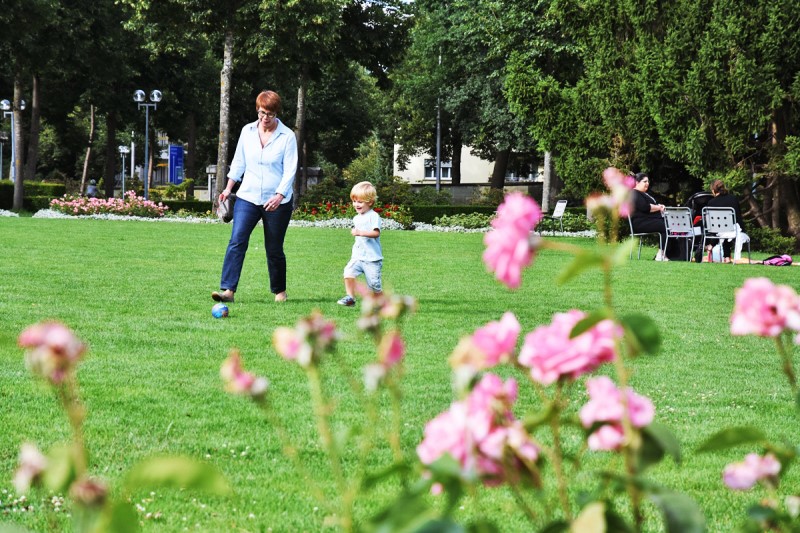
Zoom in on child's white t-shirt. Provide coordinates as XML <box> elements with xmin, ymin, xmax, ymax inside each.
<box><xmin>351</xmin><ymin>209</ymin><xmax>382</xmax><ymax>261</ymax></box>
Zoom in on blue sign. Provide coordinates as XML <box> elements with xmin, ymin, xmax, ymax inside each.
<box><xmin>168</xmin><ymin>145</ymin><xmax>184</xmax><ymax>184</ymax></box>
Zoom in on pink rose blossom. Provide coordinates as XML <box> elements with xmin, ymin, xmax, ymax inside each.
<box><xmin>518</xmin><ymin>310</ymin><xmax>621</xmax><ymax>385</ymax></box>
<box><xmin>483</xmin><ymin>193</ymin><xmax>542</xmax><ymax>289</ymax></box>
<box><xmin>587</xmin><ymin>424</ymin><xmax>625</xmax><ymax>451</ymax></box>
<box><xmin>273</xmin><ymin>311</ymin><xmax>339</xmax><ymax>367</ymax></box>
<box><xmin>13</xmin><ymin>443</ymin><xmax>47</xmax><ymax>494</ymax></box>
<box><xmin>18</xmin><ymin>322</ymin><xmax>87</xmax><ymax>384</ymax></box>
<box><xmin>471</xmin><ymin>312</ymin><xmax>520</xmax><ymax>367</ymax></box>
<box><xmin>723</xmin><ymin>453</ymin><xmax>781</xmax><ymax>490</ymax></box>
<box><xmin>378</xmin><ymin>330</ymin><xmax>406</xmax><ymax>368</ymax></box>
<box><xmin>731</xmin><ymin>278</ymin><xmax>800</xmax><ymax>337</ymax></box>
<box><xmin>417</xmin><ymin>374</ymin><xmax>538</xmax><ymax>486</ymax></box>
<box><xmin>220</xmin><ymin>350</ymin><xmax>268</xmax><ymax>400</ymax></box>
<box><xmin>579</xmin><ymin>376</ymin><xmax>655</xmax><ymax>451</ymax></box>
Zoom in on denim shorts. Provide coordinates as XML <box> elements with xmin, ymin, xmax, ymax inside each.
<box><xmin>344</xmin><ymin>259</ymin><xmax>383</xmax><ymax>292</ymax></box>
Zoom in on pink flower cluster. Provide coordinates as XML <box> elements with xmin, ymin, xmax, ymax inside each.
<box><xmin>18</xmin><ymin>321</ymin><xmax>87</xmax><ymax>384</ymax></box>
<box><xmin>585</xmin><ymin>167</ymin><xmax>634</xmax><ymax>219</ymax></box>
<box><xmin>363</xmin><ymin>330</ymin><xmax>407</xmax><ymax>391</ymax></box>
<box><xmin>220</xmin><ymin>350</ymin><xmax>268</xmax><ymax>400</ymax></box>
<box><xmin>579</xmin><ymin>376</ymin><xmax>654</xmax><ymax>451</ymax></box>
<box><xmin>731</xmin><ymin>278</ymin><xmax>800</xmax><ymax>338</ymax></box>
<box><xmin>723</xmin><ymin>453</ymin><xmax>781</xmax><ymax>490</ymax></box>
<box><xmin>357</xmin><ymin>287</ymin><xmax>417</xmax><ymax>334</ymax></box>
<box><xmin>450</xmin><ymin>312</ymin><xmax>521</xmax><ymax>370</ymax></box>
<box><xmin>50</xmin><ymin>191</ymin><xmax>168</xmax><ymax>218</ymax></box>
<box><xmin>417</xmin><ymin>374</ymin><xmax>539</xmax><ymax>485</ymax></box>
<box><xmin>483</xmin><ymin>193</ymin><xmax>543</xmax><ymax>289</ymax></box>
<box><xmin>518</xmin><ymin>310</ymin><xmax>621</xmax><ymax>385</ymax></box>
<box><xmin>273</xmin><ymin>311</ymin><xmax>339</xmax><ymax>367</ymax></box>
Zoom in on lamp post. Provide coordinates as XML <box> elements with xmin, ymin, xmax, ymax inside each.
<box><xmin>119</xmin><ymin>145</ymin><xmax>130</xmax><ymax>196</ymax></box>
<box><xmin>133</xmin><ymin>89</ymin><xmax>162</xmax><ymax>200</ymax></box>
<box><xmin>1</xmin><ymin>99</ymin><xmax>25</xmax><ymax>183</ymax></box>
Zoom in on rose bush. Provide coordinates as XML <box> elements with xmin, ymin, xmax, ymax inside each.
<box><xmin>49</xmin><ymin>191</ymin><xmax>168</xmax><ymax>218</ymax></box>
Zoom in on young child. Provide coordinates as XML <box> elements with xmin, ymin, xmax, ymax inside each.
<box><xmin>337</xmin><ymin>181</ymin><xmax>382</xmax><ymax>306</ymax></box>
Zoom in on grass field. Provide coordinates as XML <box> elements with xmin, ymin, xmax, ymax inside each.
<box><xmin>1</xmin><ymin>216</ymin><xmax>798</xmax><ymax>532</ymax></box>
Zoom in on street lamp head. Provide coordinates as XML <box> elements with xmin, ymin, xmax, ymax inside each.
<box><xmin>150</xmin><ymin>90</ymin><xmax>162</xmax><ymax>103</ymax></box>
<box><xmin>133</xmin><ymin>90</ymin><xmax>146</xmax><ymax>103</ymax></box>
<box><xmin>19</xmin><ymin>100</ymin><xmax>26</xmax><ymax>111</ymax></box>
<box><xmin>0</xmin><ymin>100</ymin><xmax>9</xmax><ymax>111</ymax></box>
<box><xmin>118</xmin><ymin>145</ymin><xmax>130</xmax><ymax>154</ymax></box>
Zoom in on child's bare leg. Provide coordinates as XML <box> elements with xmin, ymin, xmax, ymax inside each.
<box><xmin>344</xmin><ymin>277</ymin><xmax>356</xmax><ymax>298</ymax></box>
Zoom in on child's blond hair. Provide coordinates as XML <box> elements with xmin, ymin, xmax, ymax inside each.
<box><xmin>350</xmin><ymin>181</ymin><xmax>377</xmax><ymax>205</ymax></box>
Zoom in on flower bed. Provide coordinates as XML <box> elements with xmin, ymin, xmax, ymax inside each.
<box><xmin>49</xmin><ymin>191</ymin><xmax>168</xmax><ymax>218</ymax></box>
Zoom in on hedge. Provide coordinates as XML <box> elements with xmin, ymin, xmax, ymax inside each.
<box><xmin>160</xmin><ymin>199</ymin><xmax>213</xmax><ymax>214</ymax></box>
<box><xmin>408</xmin><ymin>205</ymin><xmax>498</xmax><ymax>224</ymax></box>
<box><xmin>0</xmin><ymin>180</ymin><xmax>66</xmax><ymax>210</ymax></box>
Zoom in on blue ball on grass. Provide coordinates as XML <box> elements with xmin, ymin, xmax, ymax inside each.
<box><xmin>212</xmin><ymin>303</ymin><xmax>229</xmax><ymax>318</ymax></box>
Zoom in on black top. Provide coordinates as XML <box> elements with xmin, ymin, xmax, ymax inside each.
<box><xmin>631</xmin><ymin>190</ymin><xmax>662</xmax><ymax>220</ymax></box>
<box><xmin>707</xmin><ymin>193</ymin><xmax>743</xmax><ymax>227</ymax></box>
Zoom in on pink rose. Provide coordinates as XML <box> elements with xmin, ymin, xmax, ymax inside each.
<box><xmin>18</xmin><ymin>322</ymin><xmax>87</xmax><ymax>384</ymax></box>
<box><xmin>731</xmin><ymin>278</ymin><xmax>800</xmax><ymax>337</ymax></box>
<box><xmin>723</xmin><ymin>453</ymin><xmax>781</xmax><ymax>490</ymax></box>
<box><xmin>580</xmin><ymin>376</ymin><xmax>655</xmax><ymax>451</ymax></box>
<box><xmin>378</xmin><ymin>330</ymin><xmax>406</xmax><ymax>368</ymax></box>
<box><xmin>587</xmin><ymin>424</ymin><xmax>625</xmax><ymax>451</ymax></box>
<box><xmin>483</xmin><ymin>193</ymin><xmax>542</xmax><ymax>289</ymax></box>
<box><xmin>417</xmin><ymin>374</ymin><xmax>538</xmax><ymax>486</ymax></box>
<box><xmin>471</xmin><ymin>312</ymin><xmax>521</xmax><ymax>367</ymax></box>
<box><xmin>518</xmin><ymin>310</ymin><xmax>621</xmax><ymax>385</ymax></box>
<box><xmin>220</xmin><ymin>350</ymin><xmax>268</xmax><ymax>400</ymax></box>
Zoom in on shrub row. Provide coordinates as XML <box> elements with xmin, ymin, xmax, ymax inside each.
<box><xmin>0</xmin><ymin>180</ymin><xmax>67</xmax><ymax>210</ymax></box>
<box><xmin>161</xmin><ymin>199</ymin><xmax>213</xmax><ymax>214</ymax></box>
<box><xmin>408</xmin><ymin>205</ymin><xmax>497</xmax><ymax>224</ymax></box>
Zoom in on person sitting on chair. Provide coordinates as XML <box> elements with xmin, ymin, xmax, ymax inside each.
<box><xmin>631</xmin><ymin>172</ymin><xmax>668</xmax><ymax>261</ymax></box>
<box><xmin>707</xmin><ymin>179</ymin><xmax>744</xmax><ymax>263</ymax></box>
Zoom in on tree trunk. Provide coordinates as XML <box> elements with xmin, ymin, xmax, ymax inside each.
<box><xmin>490</xmin><ymin>148</ymin><xmax>510</xmax><ymax>190</ymax></box>
<box><xmin>80</xmin><ymin>105</ymin><xmax>95</xmax><ymax>195</ymax></box>
<box><xmin>215</xmin><ymin>28</ymin><xmax>234</xmax><ymax>206</ymax></box>
<box><xmin>772</xmin><ymin>106</ymin><xmax>800</xmax><ymax>240</ymax></box>
<box><xmin>293</xmin><ymin>72</ymin><xmax>308</xmax><ymax>204</ymax></box>
<box><xmin>103</xmin><ymin>112</ymin><xmax>117</xmax><ymax>198</ymax></box>
<box><xmin>451</xmin><ymin>127</ymin><xmax>462</xmax><ymax>185</ymax></box>
<box><xmin>11</xmin><ymin>75</ymin><xmax>24</xmax><ymax>211</ymax></box>
<box><xmin>186</xmin><ymin>112</ymin><xmax>197</xmax><ymax>197</ymax></box>
<box><xmin>24</xmin><ymin>73</ymin><xmax>41</xmax><ymax>183</ymax></box>
<box><xmin>542</xmin><ymin>151</ymin><xmax>553</xmax><ymax>213</ymax></box>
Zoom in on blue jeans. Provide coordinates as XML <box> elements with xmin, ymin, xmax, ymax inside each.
<box><xmin>220</xmin><ymin>199</ymin><xmax>292</xmax><ymax>294</ymax></box>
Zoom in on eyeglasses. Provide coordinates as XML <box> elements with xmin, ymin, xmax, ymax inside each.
<box><xmin>258</xmin><ymin>110</ymin><xmax>276</xmax><ymax>119</ymax></box>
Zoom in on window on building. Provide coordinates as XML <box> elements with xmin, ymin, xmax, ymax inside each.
<box><xmin>424</xmin><ymin>159</ymin><xmax>452</xmax><ymax>179</ymax></box>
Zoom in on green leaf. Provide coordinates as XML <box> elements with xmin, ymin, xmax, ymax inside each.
<box><xmin>570</xmin><ymin>308</ymin><xmax>614</xmax><ymax>339</ymax></box>
<box><xmin>366</xmin><ymin>490</ymin><xmax>434</xmax><ymax>533</ymax></box>
<box><xmin>557</xmin><ymin>250</ymin><xmax>606</xmax><ymax>285</ymax></box>
<box><xmin>696</xmin><ymin>427</ymin><xmax>767</xmax><ymax>453</ymax></box>
<box><xmin>124</xmin><ymin>456</ymin><xmax>231</xmax><ymax>495</ymax></box>
<box><xmin>649</xmin><ymin>492</ymin><xmax>705</xmax><ymax>533</ymax></box>
<box><xmin>362</xmin><ymin>461</ymin><xmax>412</xmax><ymax>491</ymax></box>
<box><xmin>539</xmin><ymin>521</ymin><xmax>569</xmax><ymax>533</ymax></box>
<box><xmin>413</xmin><ymin>519</ymin><xmax>465</xmax><ymax>533</ymax></box>
<box><xmin>42</xmin><ymin>444</ymin><xmax>78</xmax><ymax>494</ymax></box>
<box><xmin>620</xmin><ymin>313</ymin><xmax>661</xmax><ymax>356</ymax></box>
<box><xmin>612</xmin><ymin>240</ymin><xmax>637</xmax><ymax>265</ymax></box>
<box><xmin>640</xmin><ymin>423</ymin><xmax>682</xmax><ymax>468</ymax></box>
<box><xmin>93</xmin><ymin>500</ymin><xmax>140</xmax><ymax>533</ymax></box>
<box><xmin>745</xmin><ymin>503</ymin><xmax>778</xmax><ymax>522</ymax></box>
<box><xmin>571</xmin><ymin>501</ymin><xmax>606</xmax><ymax>533</ymax></box>
<box><xmin>466</xmin><ymin>520</ymin><xmax>500</xmax><ymax>533</ymax></box>
<box><xmin>522</xmin><ymin>401</ymin><xmax>559</xmax><ymax>431</ymax></box>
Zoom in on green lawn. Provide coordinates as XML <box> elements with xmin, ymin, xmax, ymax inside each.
<box><xmin>0</xmin><ymin>217</ymin><xmax>798</xmax><ymax>532</ymax></box>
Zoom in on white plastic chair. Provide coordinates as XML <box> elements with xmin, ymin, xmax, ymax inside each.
<box><xmin>627</xmin><ymin>215</ymin><xmax>664</xmax><ymax>260</ymax></box>
<box><xmin>663</xmin><ymin>207</ymin><xmax>696</xmax><ymax>261</ymax></box>
<box><xmin>701</xmin><ymin>207</ymin><xmax>751</xmax><ymax>264</ymax></box>
<box><xmin>549</xmin><ymin>200</ymin><xmax>568</xmax><ymax>235</ymax></box>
